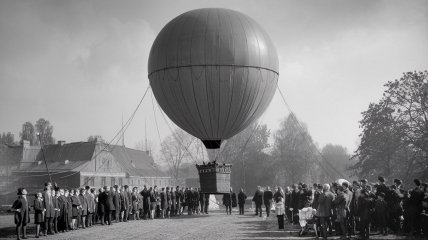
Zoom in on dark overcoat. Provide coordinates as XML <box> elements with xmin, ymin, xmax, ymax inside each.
<box><xmin>252</xmin><ymin>190</ymin><xmax>263</xmax><ymax>205</ymax></box>
<box><xmin>238</xmin><ymin>192</ymin><xmax>247</xmax><ymax>205</ymax></box>
<box><xmin>12</xmin><ymin>196</ymin><xmax>30</xmax><ymax>226</ymax></box>
<box><xmin>43</xmin><ymin>192</ymin><xmax>55</xmax><ymax>218</ymax></box>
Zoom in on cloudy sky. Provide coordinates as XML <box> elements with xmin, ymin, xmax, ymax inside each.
<box><xmin>1</xmin><ymin>0</ymin><xmax>427</xmax><ymax>156</ymax></box>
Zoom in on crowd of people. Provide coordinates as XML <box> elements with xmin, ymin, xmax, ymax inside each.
<box><xmin>10</xmin><ymin>176</ymin><xmax>428</xmax><ymax>240</ymax></box>
<box><xmin>238</xmin><ymin>177</ymin><xmax>428</xmax><ymax>240</ymax></box>
<box><xmin>10</xmin><ymin>182</ymin><xmax>211</xmax><ymax>240</ymax></box>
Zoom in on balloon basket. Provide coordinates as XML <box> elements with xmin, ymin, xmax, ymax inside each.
<box><xmin>195</xmin><ymin>163</ymin><xmax>232</xmax><ymax>194</ymax></box>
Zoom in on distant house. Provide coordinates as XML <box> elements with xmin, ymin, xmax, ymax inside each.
<box><xmin>0</xmin><ymin>141</ymin><xmax>40</xmax><ymax>202</ymax></box>
<box><xmin>9</xmin><ymin>140</ymin><xmax>170</xmax><ymax>193</ymax></box>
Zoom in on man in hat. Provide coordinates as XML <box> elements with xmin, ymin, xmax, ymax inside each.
<box><xmin>11</xmin><ymin>188</ymin><xmax>30</xmax><ymax>240</ymax></box>
<box><xmin>376</xmin><ymin>176</ymin><xmax>389</xmax><ymax>198</ymax></box>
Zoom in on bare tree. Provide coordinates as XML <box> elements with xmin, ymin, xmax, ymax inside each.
<box><xmin>159</xmin><ymin>129</ymin><xmax>195</xmax><ymax>181</ymax></box>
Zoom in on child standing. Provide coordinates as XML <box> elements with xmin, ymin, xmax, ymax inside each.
<box><xmin>34</xmin><ymin>193</ymin><xmax>45</xmax><ymax>238</ymax></box>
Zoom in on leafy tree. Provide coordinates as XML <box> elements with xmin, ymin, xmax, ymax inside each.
<box><xmin>19</xmin><ymin>122</ymin><xmax>36</xmax><ymax>145</ymax></box>
<box><xmin>0</xmin><ymin>132</ymin><xmax>16</xmax><ymax>145</ymax></box>
<box><xmin>35</xmin><ymin>118</ymin><xmax>54</xmax><ymax>145</ymax></box>
<box><xmin>353</xmin><ymin>71</ymin><xmax>428</xmax><ymax>181</ymax></box>
<box><xmin>272</xmin><ymin>115</ymin><xmax>321</xmax><ymax>185</ymax></box>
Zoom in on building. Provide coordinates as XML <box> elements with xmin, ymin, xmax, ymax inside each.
<box><xmin>8</xmin><ymin>140</ymin><xmax>170</xmax><ymax>196</ymax></box>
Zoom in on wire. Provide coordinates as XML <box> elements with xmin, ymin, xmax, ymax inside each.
<box><xmin>156</xmin><ymin>100</ymin><xmax>198</xmax><ymax>163</ymax></box>
<box><xmin>151</xmin><ymin>91</ymin><xmax>163</xmax><ymax>146</ymax></box>
<box><xmin>276</xmin><ymin>86</ymin><xmax>347</xmax><ymax>179</ymax></box>
<box><xmin>19</xmin><ymin>86</ymin><xmax>151</xmax><ymax>182</ymax></box>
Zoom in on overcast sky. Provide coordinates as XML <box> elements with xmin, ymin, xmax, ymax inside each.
<box><xmin>1</xmin><ymin>0</ymin><xmax>427</xmax><ymax>156</ymax></box>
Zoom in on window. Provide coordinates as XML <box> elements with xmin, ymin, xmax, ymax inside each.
<box><xmin>131</xmin><ymin>179</ymin><xmax>134</xmax><ymax>186</ymax></box>
<box><xmin>101</xmin><ymin>177</ymin><xmax>106</xmax><ymax>187</ymax></box>
<box><xmin>111</xmin><ymin>177</ymin><xmax>115</xmax><ymax>187</ymax></box>
<box><xmin>119</xmin><ymin>178</ymin><xmax>123</xmax><ymax>186</ymax></box>
<box><xmin>138</xmin><ymin>179</ymin><xmax>140</xmax><ymax>186</ymax></box>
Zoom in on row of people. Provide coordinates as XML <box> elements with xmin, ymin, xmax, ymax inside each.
<box><xmin>10</xmin><ymin>183</ymin><xmax>211</xmax><ymax>240</ymax></box>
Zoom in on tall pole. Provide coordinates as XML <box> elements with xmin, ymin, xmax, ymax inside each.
<box><xmin>37</xmin><ymin>132</ymin><xmax>52</xmax><ymax>183</ymax></box>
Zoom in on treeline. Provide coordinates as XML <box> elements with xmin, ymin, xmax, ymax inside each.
<box><xmin>352</xmin><ymin>70</ymin><xmax>428</xmax><ymax>183</ymax></box>
<box><xmin>158</xmin><ymin>115</ymin><xmax>351</xmax><ymax>192</ymax></box>
<box><xmin>0</xmin><ymin>118</ymin><xmax>55</xmax><ymax>146</ymax></box>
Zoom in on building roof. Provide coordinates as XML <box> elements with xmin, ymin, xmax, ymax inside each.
<box><xmin>15</xmin><ymin>142</ymin><xmax>95</xmax><ymax>172</ymax></box>
<box><xmin>13</xmin><ymin>141</ymin><xmax>168</xmax><ymax>178</ymax></box>
<box><xmin>110</xmin><ymin>145</ymin><xmax>167</xmax><ymax>178</ymax></box>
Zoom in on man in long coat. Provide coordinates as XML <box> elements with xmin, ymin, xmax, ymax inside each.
<box><xmin>121</xmin><ymin>185</ymin><xmax>130</xmax><ymax>222</ymax></box>
<box><xmin>78</xmin><ymin>188</ymin><xmax>88</xmax><ymax>229</ymax></box>
<box><xmin>43</xmin><ymin>187</ymin><xmax>55</xmax><ymax>235</ymax></box>
<box><xmin>57</xmin><ymin>189</ymin><xmax>69</xmax><ymax>232</ymax></box>
<box><xmin>11</xmin><ymin>188</ymin><xmax>30</xmax><ymax>240</ymax></box>
<box><xmin>199</xmin><ymin>190</ymin><xmax>205</xmax><ymax>215</ymax></box>
<box><xmin>104</xmin><ymin>186</ymin><xmax>115</xmax><ymax>225</ymax></box>
<box><xmin>263</xmin><ymin>187</ymin><xmax>273</xmax><ymax>217</ymax></box>
<box><xmin>85</xmin><ymin>186</ymin><xmax>95</xmax><ymax>227</ymax></box>
<box><xmin>170</xmin><ymin>187</ymin><xmax>176</xmax><ymax>217</ymax></box>
<box><xmin>253</xmin><ymin>186</ymin><xmax>263</xmax><ymax>217</ymax></box>
<box><xmin>112</xmin><ymin>186</ymin><xmax>121</xmax><ymax>222</ymax></box>
<box><xmin>317</xmin><ymin>184</ymin><xmax>334</xmax><ymax>240</ymax></box>
<box><xmin>141</xmin><ymin>186</ymin><xmax>150</xmax><ymax>219</ymax></box>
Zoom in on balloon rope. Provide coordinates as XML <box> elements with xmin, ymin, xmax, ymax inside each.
<box><xmin>276</xmin><ymin>86</ymin><xmax>347</xmax><ymax>179</ymax></box>
<box><xmin>19</xmin><ymin>85</ymin><xmax>152</xmax><ymax>181</ymax></box>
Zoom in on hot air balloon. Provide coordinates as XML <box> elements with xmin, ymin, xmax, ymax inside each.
<box><xmin>148</xmin><ymin>8</ymin><xmax>278</xmax><ymax>193</ymax></box>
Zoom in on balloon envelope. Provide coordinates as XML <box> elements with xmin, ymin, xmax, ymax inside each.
<box><xmin>148</xmin><ymin>8</ymin><xmax>279</xmax><ymax>149</ymax></box>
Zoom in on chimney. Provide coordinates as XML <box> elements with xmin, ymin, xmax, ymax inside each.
<box><xmin>58</xmin><ymin>141</ymin><xmax>66</xmax><ymax>146</ymax></box>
